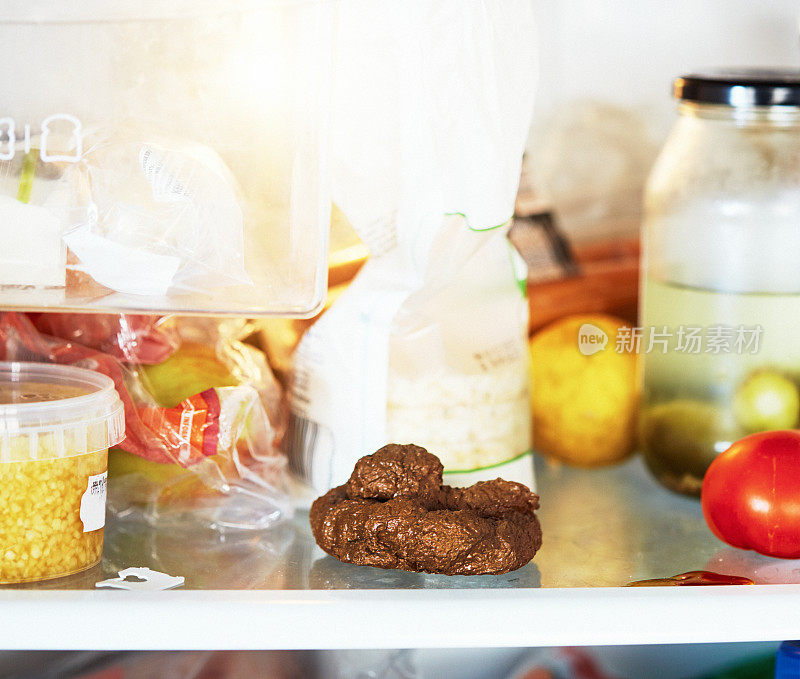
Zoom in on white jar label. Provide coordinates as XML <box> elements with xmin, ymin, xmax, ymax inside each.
<box><xmin>80</xmin><ymin>471</ymin><xmax>107</xmax><ymax>533</ymax></box>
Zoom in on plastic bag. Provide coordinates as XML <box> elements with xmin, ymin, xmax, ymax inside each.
<box><xmin>0</xmin><ymin>312</ymin><xmax>290</xmax><ymax>530</ymax></box>
<box><xmin>62</xmin><ymin>128</ymin><xmax>251</xmax><ymax>297</ymax></box>
<box><xmin>286</xmin><ymin>0</ymin><xmax>536</xmax><ymax>493</ymax></box>
<box><xmin>30</xmin><ymin>313</ymin><xmax>179</xmax><ymax>365</ymax></box>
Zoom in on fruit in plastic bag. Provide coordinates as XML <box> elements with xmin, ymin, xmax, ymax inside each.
<box><xmin>142</xmin><ymin>341</ymin><xmax>238</xmax><ymax>407</ymax></box>
<box><xmin>108</xmin><ymin>323</ymin><xmax>286</xmax><ymax>508</ymax></box>
<box><xmin>0</xmin><ymin>312</ymin><xmax>290</xmax><ymax>529</ymax></box>
<box><xmin>109</xmin><ymin>341</ymin><xmax>244</xmax><ymax>498</ymax></box>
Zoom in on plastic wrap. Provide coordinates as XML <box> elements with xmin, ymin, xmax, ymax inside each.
<box><xmin>0</xmin><ymin>312</ymin><xmax>290</xmax><ymax>531</ymax></box>
<box><xmin>31</xmin><ymin>313</ymin><xmax>179</xmax><ymax>365</ymax></box>
<box><xmin>61</xmin><ymin>130</ymin><xmax>251</xmax><ymax>297</ymax></box>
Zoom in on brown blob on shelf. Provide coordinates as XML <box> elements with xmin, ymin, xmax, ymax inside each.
<box><xmin>627</xmin><ymin>570</ymin><xmax>754</xmax><ymax>587</ymax></box>
<box><xmin>310</xmin><ymin>443</ymin><xmax>542</xmax><ymax>576</ymax></box>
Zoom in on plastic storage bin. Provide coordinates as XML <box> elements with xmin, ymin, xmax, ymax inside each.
<box><xmin>0</xmin><ymin>0</ymin><xmax>333</xmax><ymax>317</ymax></box>
<box><xmin>0</xmin><ymin>362</ymin><xmax>124</xmax><ymax>584</ymax></box>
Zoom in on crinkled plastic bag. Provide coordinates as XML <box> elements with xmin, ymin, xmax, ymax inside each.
<box><xmin>0</xmin><ymin>312</ymin><xmax>290</xmax><ymax>531</ymax></box>
<box><xmin>62</xmin><ymin>129</ymin><xmax>251</xmax><ymax>297</ymax></box>
<box><xmin>287</xmin><ymin>0</ymin><xmax>537</xmax><ymax>494</ymax></box>
<box><xmin>31</xmin><ymin>312</ymin><xmax>179</xmax><ymax>365</ymax></box>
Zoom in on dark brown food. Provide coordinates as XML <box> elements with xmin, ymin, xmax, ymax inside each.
<box><xmin>309</xmin><ymin>443</ymin><xmax>542</xmax><ymax>575</ymax></box>
<box><xmin>627</xmin><ymin>571</ymin><xmax>754</xmax><ymax>587</ymax></box>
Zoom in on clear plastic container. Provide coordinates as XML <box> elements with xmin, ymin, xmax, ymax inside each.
<box><xmin>0</xmin><ymin>362</ymin><xmax>124</xmax><ymax>583</ymax></box>
<box><xmin>0</xmin><ymin>0</ymin><xmax>332</xmax><ymax>317</ymax></box>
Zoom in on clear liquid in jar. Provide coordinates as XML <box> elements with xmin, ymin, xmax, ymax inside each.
<box><xmin>640</xmin><ymin>276</ymin><xmax>800</xmax><ymax>494</ymax></box>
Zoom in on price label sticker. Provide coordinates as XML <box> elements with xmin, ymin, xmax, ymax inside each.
<box><xmin>79</xmin><ymin>471</ymin><xmax>107</xmax><ymax>533</ymax></box>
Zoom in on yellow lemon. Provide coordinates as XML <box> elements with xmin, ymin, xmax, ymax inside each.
<box><xmin>530</xmin><ymin>314</ymin><xmax>638</xmax><ymax>466</ymax></box>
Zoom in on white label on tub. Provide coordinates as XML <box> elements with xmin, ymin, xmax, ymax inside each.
<box><xmin>80</xmin><ymin>472</ymin><xmax>107</xmax><ymax>532</ymax></box>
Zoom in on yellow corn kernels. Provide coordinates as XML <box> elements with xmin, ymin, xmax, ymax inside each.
<box><xmin>0</xmin><ymin>450</ymin><xmax>107</xmax><ymax>584</ymax></box>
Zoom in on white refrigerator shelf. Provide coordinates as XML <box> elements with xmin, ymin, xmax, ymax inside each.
<box><xmin>3</xmin><ymin>457</ymin><xmax>800</xmax><ymax>650</ymax></box>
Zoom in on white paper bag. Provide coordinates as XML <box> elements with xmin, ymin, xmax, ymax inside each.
<box><xmin>289</xmin><ymin>0</ymin><xmax>537</xmax><ymax>493</ymax></box>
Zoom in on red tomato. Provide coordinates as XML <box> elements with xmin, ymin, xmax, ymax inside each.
<box><xmin>702</xmin><ymin>430</ymin><xmax>800</xmax><ymax>558</ymax></box>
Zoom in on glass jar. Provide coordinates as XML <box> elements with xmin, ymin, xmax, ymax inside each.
<box><xmin>640</xmin><ymin>70</ymin><xmax>800</xmax><ymax>495</ymax></box>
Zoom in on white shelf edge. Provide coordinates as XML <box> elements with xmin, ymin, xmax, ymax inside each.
<box><xmin>2</xmin><ymin>584</ymin><xmax>800</xmax><ymax>650</ymax></box>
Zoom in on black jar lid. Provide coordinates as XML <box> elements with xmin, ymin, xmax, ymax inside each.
<box><xmin>674</xmin><ymin>69</ymin><xmax>800</xmax><ymax>107</ymax></box>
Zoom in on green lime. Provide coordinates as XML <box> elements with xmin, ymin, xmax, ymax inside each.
<box><xmin>733</xmin><ymin>371</ymin><xmax>800</xmax><ymax>433</ymax></box>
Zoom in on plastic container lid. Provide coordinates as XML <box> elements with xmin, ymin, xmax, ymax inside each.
<box><xmin>777</xmin><ymin>641</ymin><xmax>800</xmax><ymax>679</ymax></box>
<box><xmin>0</xmin><ymin>362</ymin><xmax>125</xmax><ymax>462</ymax></box>
<box><xmin>674</xmin><ymin>69</ymin><xmax>800</xmax><ymax>107</ymax></box>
